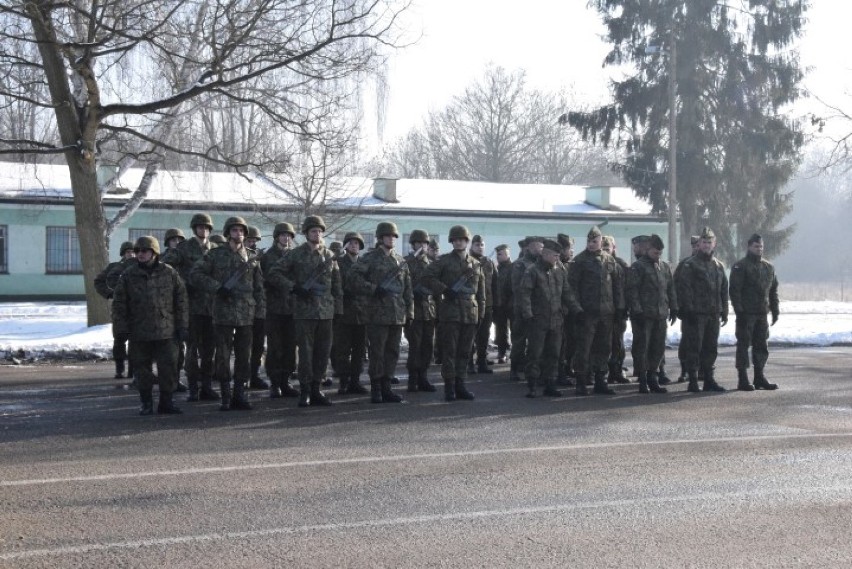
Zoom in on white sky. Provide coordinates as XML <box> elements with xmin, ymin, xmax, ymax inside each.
<box><xmin>374</xmin><ymin>0</ymin><xmax>852</xmax><ymax>147</ymax></box>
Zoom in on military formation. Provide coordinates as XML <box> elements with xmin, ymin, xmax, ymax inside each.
<box><xmin>99</xmin><ymin>212</ymin><xmax>782</xmax><ymax>416</ymax></box>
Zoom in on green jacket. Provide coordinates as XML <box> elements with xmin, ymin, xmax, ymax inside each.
<box><xmin>338</xmin><ymin>253</ymin><xmax>366</xmax><ymax>325</ymax></box>
<box><xmin>112</xmin><ymin>259</ymin><xmax>188</xmax><ymax>341</ymax></box>
<box><xmin>494</xmin><ymin>259</ymin><xmax>513</xmax><ymax>309</ymax></box>
<box><xmin>519</xmin><ymin>259</ymin><xmax>574</xmax><ymax>330</ymax></box>
<box><xmin>162</xmin><ymin>236</ymin><xmax>216</xmax><ymax>316</ymax></box>
<box><xmin>567</xmin><ymin>249</ymin><xmax>624</xmax><ymax>315</ymax></box>
<box><xmin>94</xmin><ymin>258</ymin><xmax>135</xmax><ymax>299</ymax></box>
<box><xmin>348</xmin><ymin>247</ymin><xmax>413</xmax><ymax>325</ymax></box>
<box><xmin>729</xmin><ymin>252</ymin><xmax>779</xmax><ymax>316</ymax></box>
<box><xmin>510</xmin><ymin>252</ymin><xmax>537</xmax><ymax>315</ymax></box>
<box><xmin>675</xmin><ymin>251</ymin><xmax>729</xmax><ymax>318</ymax></box>
<box><xmin>265</xmin><ymin>243</ymin><xmax>342</xmax><ymax>321</ymax></box>
<box><xmin>471</xmin><ymin>252</ymin><xmax>495</xmax><ymax>308</ymax></box>
<box><xmin>626</xmin><ymin>256</ymin><xmax>678</xmax><ymax>319</ymax></box>
<box><xmin>260</xmin><ymin>244</ymin><xmax>295</xmax><ymax>316</ymax></box>
<box><xmin>189</xmin><ymin>245</ymin><xmax>265</xmax><ymax>326</ymax></box>
<box><xmin>423</xmin><ymin>250</ymin><xmax>485</xmax><ymax>324</ymax></box>
<box><xmin>406</xmin><ymin>250</ymin><xmax>436</xmax><ymax>321</ymax></box>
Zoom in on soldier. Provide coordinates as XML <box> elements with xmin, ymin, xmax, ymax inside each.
<box><xmin>675</xmin><ymin>226</ymin><xmax>728</xmax><ymax>393</ymax></box>
<box><xmin>567</xmin><ymin>226</ymin><xmax>625</xmax><ymax>396</ymax></box>
<box><xmin>519</xmin><ymin>239</ymin><xmax>574</xmax><ymax>398</ymax></box>
<box><xmin>427</xmin><ymin>237</ymin><xmax>442</xmax><ymax>365</ymax></box>
<box><xmin>332</xmin><ymin>231</ymin><xmax>369</xmax><ymax>395</ymax></box>
<box><xmin>729</xmin><ymin>234</ymin><xmax>780</xmax><ymax>391</ymax></box>
<box><xmin>492</xmin><ymin>244</ymin><xmax>512</xmax><ymax>365</ymax></box>
<box><xmin>675</xmin><ymin>235</ymin><xmax>701</xmax><ymax>383</ymax></box>
<box><xmin>404</xmin><ymin>229</ymin><xmax>437</xmax><ymax>393</ymax></box>
<box><xmin>244</xmin><ymin>226</ymin><xmax>269</xmax><ymax>391</ymax></box>
<box><xmin>509</xmin><ymin>236</ymin><xmax>543</xmax><ymax>382</ymax></box>
<box><xmin>469</xmin><ymin>234</ymin><xmax>495</xmax><ymax>375</ymax></box>
<box><xmin>348</xmin><ymin>221</ymin><xmax>412</xmax><ymax>403</ymax></box>
<box><xmin>329</xmin><ymin>241</ymin><xmax>343</xmax><ymax>256</ymax></box>
<box><xmin>626</xmin><ymin>234</ymin><xmax>678</xmax><ymax>394</ymax></box>
<box><xmin>94</xmin><ymin>241</ymin><xmax>136</xmax><ymax>380</ymax></box>
<box><xmin>603</xmin><ymin>235</ymin><xmax>630</xmax><ymax>384</ymax></box>
<box><xmin>190</xmin><ymin>216</ymin><xmax>265</xmax><ymax>410</ymax></box>
<box><xmin>266</xmin><ymin>215</ymin><xmax>341</xmax><ymax>407</ymax></box>
<box><xmin>426</xmin><ymin>238</ymin><xmax>440</xmax><ymax>261</ymax></box>
<box><xmin>164</xmin><ymin>228</ymin><xmax>186</xmax><ymax>250</ymax></box>
<box><xmin>556</xmin><ymin>233</ymin><xmax>576</xmax><ymax>385</ymax></box>
<box><xmin>423</xmin><ymin>224</ymin><xmax>485</xmax><ymax>402</ymax></box>
<box><xmin>161</xmin><ymin>212</ymin><xmax>218</xmax><ymax>402</ymax></box>
<box><xmin>209</xmin><ymin>234</ymin><xmax>226</xmax><ymax>245</ymax></box>
<box><xmin>259</xmin><ymin>223</ymin><xmax>300</xmax><ymax>398</ymax></box>
<box><xmin>112</xmin><ymin>236</ymin><xmax>188</xmax><ymax>415</ymax></box>
<box><xmin>164</xmin><ymin>229</ymin><xmax>188</xmax><ymax>389</ymax></box>
<box><xmin>628</xmin><ymin>235</ymin><xmax>650</xmax><ymax>379</ymax></box>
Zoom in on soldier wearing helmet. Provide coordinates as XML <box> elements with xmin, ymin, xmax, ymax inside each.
<box><xmin>161</xmin><ymin>212</ymin><xmax>219</xmax><ymax>402</ymax></box>
<box><xmin>469</xmin><ymin>234</ymin><xmax>495</xmax><ymax>376</ymax></box>
<box><xmin>331</xmin><ymin>231</ymin><xmax>370</xmax><ymax>395</ymax></box>
<box><xmin>602</xmin><ymin>235</ymin><xmax>631</xmax><ymax>385</ymax></box>
<box><xmin>164</xmin><ymin>228</ymin><xmax>186</xmax><ymax>250</ymax></box>
<box><xmin>403</xmin><ymin>229</ymin><xmax>437</xmax><ymax>393</ymax></box>
<box><xmin>348</xmin><ymin>221</ymin><xmax>412</xmax><ymax>403</ymax></box>
<box><xmin>266</xmin><ymin>215</ymin><xmax>342</xmax><ymax>407</ymax></box>
<box><xmin>94</xmin><ymin>240</ymin><xmax>137</xmax><ymax>382</ymax></box>
<box><xmin>492</xmin><ymin>243</ymin><xmax>513</xmax><ymax>366</ymax></box>
<box><xmin>243</xmin><ymin>225</ymin><xmax>269</xmax><ymax>391</ymax></box>
<box><xmin>260</xmin><ymin>222</ymin><xmax>300</xmax><ymax>398</ymax></box>
<box><xmin>509</xmin><ymin>236</ymin><xmax>543</xmax><ymax>382</ymax></box>
<box><xmin>190</xmin><ymin>216</ymin><xmax>266</xmax><ymax>411</ymax></box>
<box><xmin>422</xmin><ymin>225</ymin><xmax>485</xmax><ymax>402</ymax></box>
<box><xmin>112</xmin><ymin>236</ymin><xmax>188</xmax><ymax>415</ymax></box>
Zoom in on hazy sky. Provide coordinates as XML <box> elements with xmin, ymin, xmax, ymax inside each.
<box><xmin>374</xmin><ymin>0</ymin><xmax>851</xmax><ymax>147</ymax></box>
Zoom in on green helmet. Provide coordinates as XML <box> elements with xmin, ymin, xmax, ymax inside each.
<box><xmin>409</xmin><ymin>229</ymin><xmax>429</xmax><ymax>244</ymax></box>
<box><xmin>164</xmin><ymin>228</ymin><xmax>185</xmax><ymax>243</ymax></box>
<box><xmin>247</xmin><ymin>226</ymin><xmax>262</xmax><ymax>240</ymax></box>
<box><xmin>375</xmin><ymin>221</ymin><xmax>399</xmax><ymax>239</ymax></box>
<box><xmin>119</xmin><ymin>241</ymin><xmax>135</xmax><ymax>255</ymax></box>
<box><xmin>134</xmin><ymin>235</ymin><xmax>161</xmax><ymax>255</ymax></box>
<box><xmin>209</xmin><ymin>234</ymin><xmax>227</xmax><ymax>245</ymax></box>
<box><xmin>273</xmin><ymin>222</ymin><xmax>296</xmax><ymax>239</ymax></box>
<box><xmin>329</xmin><ymin>241</ymin><xmax>343</xmax><ymax>254</ymax></box>
<box><xmin>448</xmin><ymin>225</ymin><xmax>471</xmax><ymax>243</ymax></box>
<box><xmin>222</xmin><ymin>216</ymin><xmax>248</xmax><ymax>236</ymax></box>
<box><xmin>343</xmin><ymin>231</ymin><xmax>365</xmax><ymax>250</ymax></box>
<box><xmin>190</xmin><ymin>212</ymin><xmax>213</xmax><ymax>230</ymax></box>
<box><xmin>302</xmin><ymin>215</ymin><xmax>326</xmax><ymax>234</ymax></box>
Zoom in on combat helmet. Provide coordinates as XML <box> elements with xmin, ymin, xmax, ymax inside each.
<box><xmin>134</xmin><ymin>235</ymin><xmax>161</xmax><ymax>255</ymax></box>
<box><xmin>247</xmin><ymin>226</ymin><xmax>262</xmax><ymax>240</ymax></box>
<box><xmin>209</xmin><ymin>234</ymin><xmax>227</xmax><ymax>245</ymax></box>
<box><xmin>302</xmin><ymin>215</ymin><xmax>326</xmax><ymax>234</ymax></box>
<box><xmin>273</xmin><ymin>222</ymin><xmax>296</xmax><ymax>239</ymax></box>
<box><xmin>343</xmin><ymin>231</ymin><xmax>365</xmax><ymax>250</ymax></box>
<box><xmin>447</xmin><ymin>225</ymin><xmax>471</xmax><ymax>243</ymax></box>
<box><xmin>119</xmin><ymin>241</ymin><xmax>135</xmax><ymax>255</ymax></box>
<box><xmin>376</xmin><ymin>221</ymin><xmax>400</xmax><ymax>239</ymax></box>
<box><xmin>409</xmin><ymin>229</ymin><xmax>430</xmax><ymax>244</ymax></box>
<box><xmin>164</xmin><ymin>228</ymin><xmax>185</xmax><ymax>243</ymax></box>
<box><xmin>222</xmin><ymin>216</ymin><xmax>248</xmax><ymax>236</ymax></box>
<box><xmin>190</xmin><ymin>212</ymin><xmax>213</xmax><ymax>230</ymax></box>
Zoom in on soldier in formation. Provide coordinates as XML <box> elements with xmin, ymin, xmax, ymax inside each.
<box><xmin>245</xmin><ymin>226</ymin><xmax>269</xmax><ymax>391</ymax></box>
<box><xmin>603</xmin><ymin>236</ymin><xmax>631</xmax><ymax>384</ymax></box>
<box><xmin>95</xmin><ymin>240</ymin><xmax>136</xmax><ymax>381</ymax></box>
<box><xmin>556</xmin><ymin>233</ymin><xmax>576</xmax><ymax>386</ymax></box>
<box><xmin>509</xmin><ymin>236</ymin><xmax>543</xmax><ymax>381</ymax></box>
<box><xmin>332</xmin><ymin>231</ymin><xmax>370</xmax><ymax>395</ymax></box>
<box><xmin>404</xmin><ymin>229</ymin><xmax>438</xmax><ymax>393</ymax></box>
<box><xmin>164</xmin><ymin>229</ymin><xmax>188</xmax><ymax>389</ymax></box>
<box><xmin>469</xmin><ymin>234</ymin><xmax>495</xmax><ymax>375</ymax></box>
<box><xmin>492</xmin><ymin>244</ymin><xmax>512</xmax><ymax>365</ymax></box>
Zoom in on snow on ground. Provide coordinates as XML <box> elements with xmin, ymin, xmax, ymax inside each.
<box><xmin>1</xmin><ymin>301</ymin><xmax>851</xmax><ymax>360</ymax></box>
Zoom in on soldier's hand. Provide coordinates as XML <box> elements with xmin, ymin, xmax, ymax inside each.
<box><xmin>720</xmin><ymin>313</ymin><xmax>728</xmax><ymax>327</ymax></box>
<box><xmin>291</xmin><ymin>285</ymin><xmax>312</xmax><ymax>299</ymax></box>
<box><xmin>668</xmin><ymin>309</ymin><xmax>678</xmax><ymax>324</ymax></box>
<box><xmin>771</xmin><ymin>312</ymin><xmax>779</xmax><ymax>326</ymax></box>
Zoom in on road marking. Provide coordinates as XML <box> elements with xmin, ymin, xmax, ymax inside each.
<box><xmin>2</xmin><ymin>483</ymin><xmax>851</xmax><ymax>561</ymax></box>
<box><xmin>3</xmin><ymin>431</ymin><xmax>852</xmax><ymax>488</ymax></box>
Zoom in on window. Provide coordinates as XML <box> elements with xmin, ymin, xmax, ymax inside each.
<box><xmin>0</xmin><ymin>225</ymin><xmax>7</xmax><ymax>273</ymax></box>
<box><xmin>46</xmin><ymin>226</ymin><xmax>82</xmax><ymax>274</ymax></box>
<box><xmin>128</xmin><ymin>228</ymin><xmax>167</xmax><ymax>244</ymax></box>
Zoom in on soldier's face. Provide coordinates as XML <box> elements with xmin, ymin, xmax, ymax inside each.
<box><xmin>427</xmin><ymin>246</ymin><xmax>438</xmax><ymax>259</ymax></box>
<box><xmin>699</xmin><ymin>238</ymin><xmax>715</xmax><ymax>254</ymax></box>
<box><xmin>542</xmin><ymin>249</ymin><xmax>559</xmax><ymax>266</ymax></box>
<box><xmin>496</xmin><ymin>249</ymin><xmax>510</xmax><ymax>263</ymax></box>
<box><xmin>167</xmin><ymin>237</ymin><xmax>183</xmax><ymax>249</ymax></box>
<box><xmin>471</xmin><ymin>241</ymin><xmax>485</xmax><ymax>255</ymax></box>
<box><xmin>380</xmin><ymin>234</ymin><xmax>395</xmax><ymax>249</ymax></box>
<box><xmin>136</xmin><ymin>249</ymin><xmax>154</xmax><ymax>263</ymax></box>
<box><xmin>412</xmin><ymin>241</ymin><xmax>428</xmax><ymax>254</ymax></box>
<box><xmin>748</xmin><ymin>241</ymin><xmax>764</xmax><ymax>256</ymax></box>
<box><xmin>277</xmin><ymin>233</ymin><xmax>293</xmax><ymax>248</ymax></box>
<box><xmin>564</xmin><ymin>246</ymin><xmax>574</xmax><ymax>261</ymax></box>
<box><xmin>306</xmin><ymin>227</ymin><xmax>323</xmax><ymax>244</ymax></box>
<box><xmin>345</xmin><ymin>240</ymin><xmax>361</xmax><ymax>255</ymax></box>
<box><xmin>648</xmin><ymin>247</ymin><xmax>662</xmax><ymax>261</ymax></box>
<box><xmin>195</xmin><ymin>226</ymin><xmax>211</xmax><ymax>240</ymax></box>
<box><xmin>123</xmin><ymin>250</ymin><xmax>136</xmax><ymax>260</ymax></box>
<box><xmin>587</xmin><ymin>236</ymin><xmax>602</xmax><ymax>252</ymax></box>
<box><xmin>451</xmin><ymin>238</ymin><xmax>468</xmax><ymax>252</ymax></box>
<box><xmin>229</xmin><ymin>226</ymin><xmax>245</xmax><ymax>244</ymax></box>
<box><xmin>528</xmin><ymin>241</ymin><xmax>544</xmax><ymax>256</ymax></box>
<box><xmin>246</xmin><ymin>238</ymin><xmax>258</xmax><ymax>249</ymax></box>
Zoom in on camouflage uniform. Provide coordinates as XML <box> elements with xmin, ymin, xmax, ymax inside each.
<box><xmin>246</xmin><ymin>226</ymin><xmax>269</xmax><ymax>390</ymax></box>
<box><xmin>607</xmin><ymin>244</ymin><xmax>631</xmax><ymax>383</ymax></box>
<box><xmin>348</xmin><ymin>222</ymin><xmax>413</xmax><ymax>403</ymax></box>
<box><xmin>492</xmin><ymin>249</ymin><xmax>513</xmax><ymax>363</ymax></box>
<box><xmin>265</xmin><ymin>219</ymin><xmax>342</xmax><ymax>407</ymax></box>
<box><xmin>189</xmin><ymin>217</ymin><xmax>265</xmax><ymax>410</ymax></box>
<box><xmin>95</xmin><ymin>244</ymin><xmax>135</xmax><ymax>380</ymax></box>
<box><xmin>470</xmin><ymin>236</ymin><xmax>495</xmax><ymax>374</ymax></box>
<box><xmin>509</xmin><ymin>238</ymin><xmax>540</xmax><ymax>380</ymax></box>
<box><xmin>403</xmin><ymin>235</ymin><xmax>437</xmax><ymax>392</ymax></box>
<box><xmin>675</xmin><ymin>228</ymin><xmax>728</xmax><ymax>392</ymax></box>
<box><xmin>332</xmin><ymin>233</ymin><xmax>369</xmax><ymax>395</ymax></box>
<box><xmin>112</xmin><ymin>237</ymin><xmax>188</xmax><ymax>415</ymax></box>
<box><xmin>729</xmin><ymin>235</ymin><xmax>780</xmax><ymax>390</ymax></box>
<box><xmin>556</xmin><ymin>233</ymin><xmax>576</xmax><ymax>385</ymax></box>
<box><xmin>423</xmin><ymin>226</ymin><xmax>485</xmax><ymax>401</ymax></box>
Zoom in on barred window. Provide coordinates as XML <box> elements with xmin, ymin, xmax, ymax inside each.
<box><xmin>128</xmin><ymin>228</ymin><xmax>167</xmax><ymax>244</ymax></box>
<box><xmin>0</xmin><ymin>225</ymin><xmax>7</xmax><ymax>273</ymax></box>
<box><xmin>46</xmin><ymin>226</ymin><xmax>82</xmax><ymax>274</ymax></box>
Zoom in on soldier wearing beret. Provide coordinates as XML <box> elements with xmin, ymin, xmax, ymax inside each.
<box><xmin>403</xmin><ymin>229</ymin><xmax>438</xmax><ymax>393</ymax></box>
<box><xmin>675</xmin><ymin>226</ymin><xmax>728</xmax><ymax>392</ymax></box>
<box><xmin>331</xmin><ymin>231</ymin><xmax>370</xmax><ymax>395</ymax></box>
<box><xmin>603</xmin><ymin>235</ymin><xmax>631</xmax><ymax>384</ymax></box>
<box><xmin>492</xmin><ymin>244</ymin><xmax>513</xmax><ymax>365</ymax></box>
<box><xmin>509</xmin><ymin>236</ymin><xmax>543</xmax><ymax>382</ymax></box>
<box><xmin>95</xmin><ymin>241</ymin><xmax>136</xmax><ymax>382</ymax></box>
<box><xmin>729</xmin><ymin>234</ymin><xmax>780</xmax><ymax>391</ymax></box>
<box><xmin>469</xmin><ymin>234</ymin><xmax>496</xmax><ymax>375</ymax></box>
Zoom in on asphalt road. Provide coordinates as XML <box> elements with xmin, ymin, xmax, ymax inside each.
<box><xmin>2</xmin><ymin>347</ymin><xmax>852</xmax><ymax>568</ymax></box>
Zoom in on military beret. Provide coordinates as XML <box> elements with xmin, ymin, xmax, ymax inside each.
<box><xmin>587</xmin><ymin>226</ymin><xmax>602</xmax><ymax>240</ymax></box>
<box><xmin>557</xmin><ymin>233</ymin><xmax>574</xmax><ymax>248</ymax></box>
<box><xmin>690</xmin><ymin>235</ymin><xmax>700</xmax><ymax>246</ymax></box>
<box><xmin>525</xmin><ymin>235</ymin><xmax>545</xmax><ymax>244</ymax></box>
<box><xmin>495</xmin><ymin>244</ymin><xmax>509</xmax><ymax>252</ymax></box>
<box><xmin>631</xmin><ymin>235</ymin><xmax>650</xmax><ymax>245</ymax></box>
<box><xmin>748</xmin><ymin>233</ymin><xmax>763</xmax><ymax>245</ymax></box>
<box><xmin>471</xmin><ymin>234</ymin><xmax>483</xmax><ymax>244</ymax></box>
<box><xmin>700</xmin><ymin>226</ymin><xmax>715</xmax><ymax>240</ymax></box>
<box><xmin>542</xmin><ymin>239</ymin><xmax>561</xmax><ymax>254</ymax></box>
<box><xmin>649</xmin><ymin>234</ymin><xmax>665</xmax><ymax>250</ymax></box>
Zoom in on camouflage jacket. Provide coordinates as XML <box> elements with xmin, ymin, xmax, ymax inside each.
<box><xmin>348</xmin><ymin>247</ymin><xmax>413</xmax><ymax>325</ymax></box>
<box><xmin>470</xmin><ymin>252</ymin><xmax>495</xmax><ymax>308</ymax></box>
<box><xmin>423</xmin><ymin>250</ymin><xmax>485</xmax><ymax>324</ymax></box>
<box><xmin>260</xmin><ymin>244</ymin><xmax>295</xmax><ymax>316</ymax></box>
<box><xmin>265</xmin><ymin>243</ymin><xmax>342</xmax><ymax>321</ymax></box>
<box><xmin>112</xmin><ymin>259</ymin><xmax>188</xmax><ymax>341</ymax></box>
<box><xmin>566</xmin><ymin>249</ymin><xmax>624</xmax><ymax>315</ymax></box>
<box><xmin>189</xmin><ymin>244</ymin><xmax>265</xmax><ymax>326</ymax></box>
<box><xmin>406</xmin><ymin>250</ymin><xmax>436</xmax><ymax>321</ymax></box>
<box><xmin>162</xmin><ymin>236</ymin><xmax>216</xmax><ymax>316</ymax></box>
<box><xmin>494</xmin><ymin>259</ymin><xmax>513</xmax><ymax>309</ymax></box>
<box><xmin>510</xmin><ymin>252</ymin><xmax>538</xmax><ymax>315</ymax></box>
<box><xmin>519</xmin><ymin>259</ymin><xmax>574</xmax><ymax>330</ymax></box>
<box><xmin>94</xmin><ymin>258</ymin><xmax>134</xmax><ymax>299</ymax></box>
<box><xmin>338</xmin><ymin>253</ymin><xmax>366</xmax><ymax>325</ymax></box>
<box><xmin>626</xmin><ymin>256</ymin><xmax>678</xmax><ymax>319</ymax></box>
<box><xmin>675</xmin><ymin>251</ymin><xmax>729</xmax><ymax>318</ymax></box>
<box><xmin>729</xmin><ymin>252</ymin><xmax>779</xmax><ymax>316</ymax></box>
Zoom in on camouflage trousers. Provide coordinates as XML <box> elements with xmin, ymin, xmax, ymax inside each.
<box><xmin>265</xmin><ymin>313</ymin><xmax>297</xmax><ymax>384</ymax></box>
<box><xmin>366</xmin><ymin>324</ymin><xmax>403</xmax><ymax>380</ymax></box>
<box><xmin>525</xmin><ymin>324</ymin><xmax>562</xmax><ymax>384</ymax></box>
<box><xmin>474</xmin><ymin>306</ymin><xmax>494</xmax><ymax>361</ymax></box>
<box><xmin>214</xmin><ymin>325</ymin><xmax>252</xmax><ymax>386</ymax></box>
<box><xmin>572</xmin><ymin>313</ymin><xmax>613</xmax><ymax>374</ymax></box>
<box><xmin>679</xmin><ymin>314</ymin><xmax>720</xmax><ymax>373</ymax></box>
<box><xmin>295</xmin><ymin>319</ymin><xmax>333</xmax><ymax>386</ymax></box>
<box><xmin>492</xmin><ymin>306</ymin><xmax>511</xmax><ymax>357</ymax></box>
<box><xmin>438</xmin><ymin>321</ymin><xmax>477</xmax><ymax>381</ymax></box>
<box><xmin>186</xmin><ymin>314</ymin><xmax>215</xmax><ymax>385</ymax></box>
<box><xmin>131</xmin><ymin>339</ymin><xmax>177</xmax><ymax>393</ymax></box>
<box><xmin>332</xmin><ymin>319</ymin><xmax>366</xmax><ymax>379</ymax></box>
<box><xmin>631</xmin><ymin>317</ymin><xmax>667</xmax><ymax>373</ymax></box>
<box><xmin>404</xmin><ymin>319</ymin><xmax>435</xmax><ymax>376</ymax></box>
<box><xmin>735</xmin><ymin>313</ymin><xmax>769</xmax><ymax>370</ymax></box>
<box><xmin>509</xmin><ymin>309</ymin><xmax>528</xmax><ymax>368</ymax></box>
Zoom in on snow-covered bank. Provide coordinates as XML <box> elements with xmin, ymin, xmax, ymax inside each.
<box><xmin>1</xmin><ymin>301</ymin><xmax>851</xmax><ymax>361</ymax></box>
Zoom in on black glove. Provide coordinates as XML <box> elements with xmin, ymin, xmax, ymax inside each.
<box><xmin>175</xmin><ymin>328</ymin><xmax>189</xmax><ymax>343</ymax></box>
<box><xmin>443</xmin><ymin>288</ymin><xmax>458</xmax><ymax>301</ymax></box>
<box><xmin>291</xmin><ymin>285</ymin><xmax>312</xmax><ymax>299</ymax></box>
<box><xmin>668</xmin><ymin>309</ymin><xmax>678</xmax><ymax>325</ymax></box>
<box><xmin>771</xmin><ymin>311</ymin><xmax>779</xmax><ymax>326</ymax></box>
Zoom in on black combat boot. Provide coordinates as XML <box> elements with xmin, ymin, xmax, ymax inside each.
<box><xmin>417</xmin><ymin>371</ymin><xmax>436</xmax><ymax>392</ymax></box>
<box><xmin>444</xmin><ymin>378</ymin><xmax>457</xmax><ymax>402</ymax></box>
<box><xmin>280</xmin><ymin>378</ymin><xmax>301</xmax><ymax>398</ymax></box>
<box><xmin>476</xmin><ymin>358</ymin><xmax>493</xmax><ymax>374</ymax></box>
<box><xmin>199</xmin><ymin>378</ymin><xmax>219</xmax><ymax>401</ymax></box>
<box><xmin>218</xmin><ymin>381</ymin><xmax>232</xmax><ymax>411</ymax></box>
<box><xmin>231</xmin><ymin>380</ymin><xmax>253</xmax><ymax>410</ymax></box>
<box><xmin>647</xmin><ymin>371</ymin><xmax>668</xmax><ymax>394</ymax></box>
<box><xmin>298</xmin><ymin>381</ymin><xmax>312</xmax><ymax>407</ymax></box>
<box><xmin>139</xmin><ymin>388</ymin><xmax>154</xmax><ymax>416</ymax></box>
<box><xmin>338</xmin><ymin>375</ymin><xmax>350</xmax><ymax>395</ymax></box>
<box><xmin>269</xmin><ymin>376</ymin><xmax>283</xmax><ymax>399</ymax></box>
<box><xmin>677</xmin><ymin>365</ymin><xmax>687</xmax><ymax>383</ymax></box>
<box><xmin>702</xmin><ymin>367</ymin><xmax>726</xmax><ymax>392</ymax></box>
<box><xmin>593</xmin><ymin>371</ymin><xmax>616</xmax><ymax>395</ymax></box>
<box><xmin>542</xmin><ymin>378</ymin><xmax>563</xmax><ymax>398</ymax></box>
<box><xmin>381</xmin><ymin>377</ymin><xmax>403</xmax><ymax>403</ymax></box>
<box><xmin>638</xmin><ymin>371</ymin><xmax>650</xmax><ymax>394</ymax></box>
<box><xmin>687</xmin><ymin>370</ymin><xmax>701</xmax><ymax>393</ymax></box>
<box><xmin>115</xmin><ymin>359</ymin><xmax>125</xmax><ymax>379</ymax></box>
<box><xmin>575</xmin><ymin>373</ymin><xmax>590</xmax><ymax>396</ymax></box>
<box><xmin>249</xmin><ymin>374</ymin><xmax>269</xmax><ymax>390</ymax></box>
<box><xmin>174</xmin><ymin>380</ymin><xmax>188</xmax><ymax>393</ymax></box>
<box><xmin>455</xmin><ymin>378</ymin><xmax>475</xmax><ymax>400</ymax></box>
<box><xmin>467</xmin><ymin>360</ymin><xmax>477</xmax><ymax>375</ymax></box>
<box><xmin>347</xmin><ymin>375</ymin><xmax>369</xmax><ymax>394</ymax></box>
<box><xmin>309</xmin><ymin>382</ymin><xmax>333</xmax><ymax>406</ymax></box>
<box><xmin>608</xmin><ymin>361</ymin><xmax>630</xmax><ymax>384</ymax></box>
<box><xmin>657</xmin><ymin>365</ymin><xmax>672</xmax><ymax>385</ymax></box>
<box><xmin>753</xmin><ymin>368</ymin><xmax>778</xmax><ymax>390</ymax></box>
<box><xmin>737</xmin><ymin>368</ymin><xmax>755</xmax><ymax>391</ymax></box>
<box><xmin>509</xmin><ymin>362</ymin><xmax>523</xmax><ymax>382</ymax></box>
<box><xmin>370</xmin><ymin>377</ymin><xmax>383</xmax><ymax>404</ymax></box>
<box><xmin>157</xmin><ymin>390</ymin><xmax>183</xmax><ymax>414</ymax></box>
<box><xmin>525</xmin><ymin>377</ymin><xmax>537</xmax><ymax>398</ymax></box>
<box><xmin>497</xmin><ymin>353</ymin><xmax>507</xmax><ymax>364</ymax></box>
<box><xmin>186</xmin><ymin>376</ymin><xmax>200</xmax><ymax>402</ymax></box>
<box><xmin>407</xmin><ymin>370</ymin><xmax>419</xmax><ymax>392</ymax></box>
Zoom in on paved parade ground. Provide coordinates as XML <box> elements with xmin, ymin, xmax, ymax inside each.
<box><xmin>2</xmin><ymin>347</ymin><xmax>852</xmax><ymax>568</ymax></box>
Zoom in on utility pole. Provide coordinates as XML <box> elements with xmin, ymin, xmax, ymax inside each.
<box><xmin>667</xmin><ymin>36</ymin><xmax>678</xmax><ymax>264</ymax></box>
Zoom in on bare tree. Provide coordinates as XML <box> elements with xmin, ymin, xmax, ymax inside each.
<box><xmin>0</xmin><ymin>0</ymin><xmax>406</xmax><ymax>324</ymax></box>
